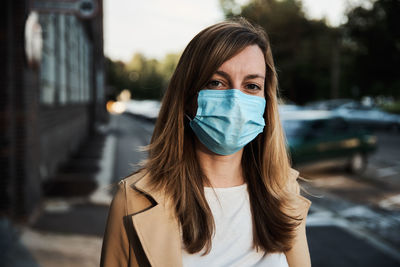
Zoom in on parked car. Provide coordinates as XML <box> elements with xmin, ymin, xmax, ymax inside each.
<box><xmin>304</xmin><ymin>99</ymin><xmax>354</xmax><ymax>110</ymax></box>
<box><xmin>281</xmin><ymin>110</ymin><xmax>377</xmax><ymax>174</ymax></box>
<box><xmin>278</xmin><ymin>104</ymin><xmax>303</xmax><ymax>113</ymax></box>
<box><xmin>333</xmin><ymin>102</ymin><xmax>400</xmax><ymax>132</ymax></box>
<box><xmin>278</xmin><ymin>99</ymin><xmax>303</xmax><ymax>113</ymax></box>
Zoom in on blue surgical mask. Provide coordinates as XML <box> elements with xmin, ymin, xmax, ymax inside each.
<box><xmin>187</xmin><ymin>89</ymin><xmax>266</xmax><ymax>155</ymax></box>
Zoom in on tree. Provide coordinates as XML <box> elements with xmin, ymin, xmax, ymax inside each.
<box><xmin>105</xmin><ymin>57</ymin><xmax>130</xmax><ymax>100</ymax></box>
<box><xmin>158</xmin><ymin>52</ymin><xmax>181</xmax><ymax>82</ymax></box>
<box><xmin>220</xmin><ymin>0</ymin><xmax>338</xmax><ymax>104</ymax></box>
<box><xmin>341</xmin><ymin>0</ymin><xmax>400</xmax><ymax>98</ymax></box>
<box><xmin>105</xmin><ymin>52</ymin><xmax>181</xmax><ymax>100</ymax></box>
<box><xmin>126</xmin><ymin>53</ymin><xmax>165</xmax><ymax>99</ymax></box>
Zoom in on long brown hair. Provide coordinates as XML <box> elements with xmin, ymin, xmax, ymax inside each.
<box><xmin>142</xmin><ymin>18</ymin><xmax>301</xmax><ymax>254</ymax></box>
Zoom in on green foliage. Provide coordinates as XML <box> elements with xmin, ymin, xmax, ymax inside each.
<box><xmin>105</xmin><ymin>58</ymin><xmax>130</xmax><ymax>100</ymax></box>
<box><xmin>220</xmin><ymin>0</ymin><xmax>399</xmax><ymax>103</ymax></box>
<box><xmin>341</xmin><ymin>0</ymin><xmax>400</xmax><ymax>99</ymax></box>
<box><xmin>125</xmin><ymin>53</ymin><xmax>164</xmax><ymax>99</ymax></box>
<box><xmin>221</xmin><ymin>0</ymin><xmax>338</xmax><ymax>104</ymax></box>
<box><xmin>105</xmin><ymin>52</ymin><xmax>180</xmax><ymax>100</ymax></box>
<box><xmin>158</xmin><ymin>53</ymin><xmax>181</xmax><ymax>81</ymax></box>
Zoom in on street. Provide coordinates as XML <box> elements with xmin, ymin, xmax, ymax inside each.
<box><xmin>109</xmin><ymin>114</ymin><xmax>400</xmax><ymax>266</ymax></box>
<box><xmin>112</xmin><ymin>113</ymin><xmax>155</xmax><ymax>183</ymax></box>
<box><xmin>6</xmin><ymin>113</ymin><xmax>400</xmax><ymax>266</ymax></box>
<box><xmin>299</xmin><ymin>130</ymin><xmax>400</xmax><ymax>266</ymax></box>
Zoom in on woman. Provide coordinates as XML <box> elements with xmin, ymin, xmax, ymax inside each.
<box><xmin>100</xmin><ymin>18</ymin><xmax>312</xmax><ymax>267</ymax></box>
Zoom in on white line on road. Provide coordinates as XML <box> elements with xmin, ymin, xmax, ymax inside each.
<box><xmin>376</xmin><ymin>166</ymin><xmax>399</xmax><ymax>178</ymax></box>
<box><xmin>379</xmin><ymin>194</ymin><xmax>400</xmax><ymax>211</ymax></box>
<box><xmin>90</xmin><ymin>125</ymin><xmax>117</xmax><ymax>205</ymax></box>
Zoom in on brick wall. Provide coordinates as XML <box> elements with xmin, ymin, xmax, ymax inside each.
<box><xmin>39</xmin><ymin>104</ymin><xmax>90</xmax><ymax>181</ymax></box>
<box><xmin>0</xmin><ymin>0</ymin><xmax>42</xmax><ymax>220</ymax></box>
<box><xmin>0</xmin><ymin>0</ymin><xmax>105</xmax><ymax>221</ymax></box>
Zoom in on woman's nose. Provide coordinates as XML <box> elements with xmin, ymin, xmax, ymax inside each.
<box><xmin>231</xmin><ymin>81</ymin><xmax>241</xmax><ymax>90</ymax></box>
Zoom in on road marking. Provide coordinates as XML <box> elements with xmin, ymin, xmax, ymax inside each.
<box><xmin>90</xmin><ymin>127</ymin><xmax>117</xmax><ymax>205</ymax></box>
<box><xmin>379</xmin><ymin>194</ymin><xmax>400</xmax><ymax>210</ymax></box>
<box><xmin>340</xmin><ymin>205</ymin><xmax>379</xmax><ymax>218</ymax></box>
<box><xmin>376</xmin><ymin>166</ymin><xmax>398</xmax><ymax>178</ymax></box>
<box><xmin>44</xmin><ymin>200</ymin><xmax>71</xmax><ymax>213</ymax></box>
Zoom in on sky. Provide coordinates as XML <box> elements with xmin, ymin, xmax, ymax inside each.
<box><xmin>103</xmin><ymin>0</ymin><xmax>373</xmax><ymax>62</ymax></box>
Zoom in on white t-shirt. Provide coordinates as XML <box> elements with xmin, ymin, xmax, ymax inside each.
<box><xmin>182</xmin><ymin>183</ymin><xmax>289</xmax><ymax>267</ymax></box>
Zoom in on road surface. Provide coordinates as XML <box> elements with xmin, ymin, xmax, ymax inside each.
<box><xmin>113</xmin><ymin>114</ymin><xmax>400</xmax><ymax>266</ymax></box>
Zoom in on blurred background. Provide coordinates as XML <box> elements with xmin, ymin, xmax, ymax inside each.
<box><xmin>1</xmin><ymin>0</ymin><xmax>399</xmax><ymax>266</ymax></box>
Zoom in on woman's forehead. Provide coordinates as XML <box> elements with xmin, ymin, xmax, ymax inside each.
<box><xmin>216</xmin><ymin>45</ymin><xmax>266</xmax><ymax>76</ymax></box>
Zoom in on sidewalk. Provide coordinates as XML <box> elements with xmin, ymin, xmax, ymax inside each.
<box><xmin>1</xmin><ymin>122</ymin><xmax>117</xmax><ymax>267</ymax></box>
<box><xmin>1</xmin><ymin>201</ymin><xmax>107</xmax><ymax>267</ymax></box>
<box><xmin>2</xmin><ymin>115</ymin><xmax>400</xmax><ymax>266</ymax></box>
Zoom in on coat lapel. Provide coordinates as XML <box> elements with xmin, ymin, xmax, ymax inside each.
<box><xmin>129</xmin><ymin>172</ymin><xmax>183</xmax><ymax>267</ymax></box>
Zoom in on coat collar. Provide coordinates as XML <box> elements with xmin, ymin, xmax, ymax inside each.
<box><xmin>129</xmin><ymin>171</ymin><xmax>183</xmax><ymax>267</ymax></box>
<box><xmin>132</xmin><ymin>170</ymin><xmax>163</xmax><ymax>204</ymax></box>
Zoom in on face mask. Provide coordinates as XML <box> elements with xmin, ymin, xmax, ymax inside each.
<box><xmin>187</xmin><ymin>89</ymin><xmax>266</xmax><ymax>155</ymax></box>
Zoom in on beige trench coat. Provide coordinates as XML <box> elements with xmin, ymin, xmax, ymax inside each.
<box><xmin>100</xmin><ymin>169</ymin><xmax>312</xmax><ymax>267</ymax></box>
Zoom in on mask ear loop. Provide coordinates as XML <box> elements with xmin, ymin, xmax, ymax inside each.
<box><xmin>185</xmin><ymin>114</ymin><xmax>193</xmax><ymax>122</ymax></box>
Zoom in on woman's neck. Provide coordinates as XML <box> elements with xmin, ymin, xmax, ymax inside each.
<box><xmin>195</xmin><ymin>140</ymin><xmax>244</xmax><ymax>188</ymax></box>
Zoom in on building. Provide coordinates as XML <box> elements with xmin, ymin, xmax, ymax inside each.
<box><xmin>0</xmin><ymin>0</ymin><xmax>106</xmax><ymax>221</ymax></box>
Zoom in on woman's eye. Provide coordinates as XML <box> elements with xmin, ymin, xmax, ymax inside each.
<box><xmin>246</xmin><ymin>83</ymin><xmax>261</xmax><ymax>90</ymax></box>
<box><xmin>207</xmin><ymin>80</ymin><xmax>223</xmax><ymax>88</ymax></box>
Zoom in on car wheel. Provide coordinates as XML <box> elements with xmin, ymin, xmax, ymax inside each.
<box><xmin>347</xmin><ymin>153</ymin><xmax>367</xmax><ymax>175</ymax></box>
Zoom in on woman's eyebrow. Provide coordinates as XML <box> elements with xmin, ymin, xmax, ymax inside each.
<box><xmin>245</xmin><ymin>74</ymin><xmax>265</xmax><ymax>80</ymax></box>
<box><xmin>214</xmin><ymin>70</ymin><xmax>265</xmax><ymax>80</ymax></box>
<box><xmin>214</xmin><ymin>70</ymin><xmax>231</xmax><ymax>80</ymax></box>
